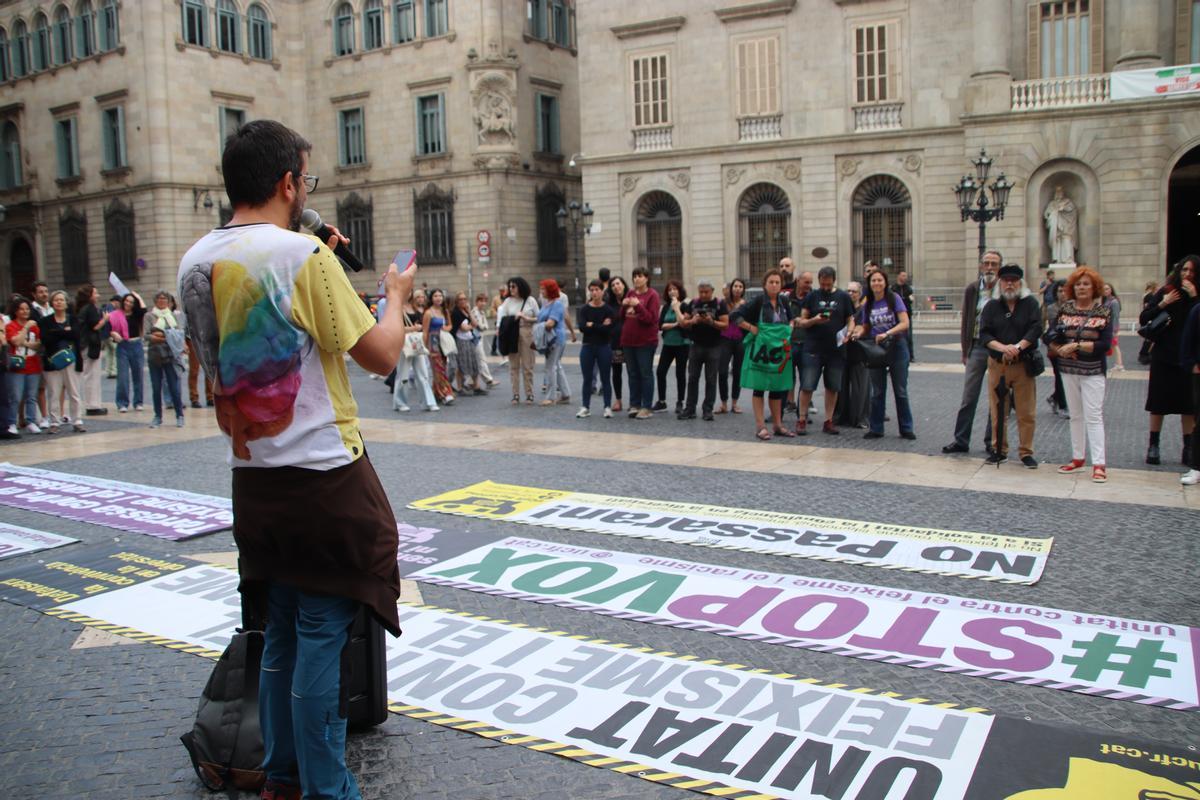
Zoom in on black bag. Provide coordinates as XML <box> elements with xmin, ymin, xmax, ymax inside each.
<box><xmin>497</xmin><ymin>315</ymin><xmax>519</xmax><ymax>356</ymax></box>
<box><xmin>180</xmin><ymin>630</ymin><xmax>266</xmax><ymax>794</ymax></box>
<box><xmin>1137</xmin><ymin>310</ymin><xmax>1170</xmax><ymax>342</ymax></box>
<box><xmin>1023</xmin><ymin>347</ymin><xmax>1046</xmax><ymax>377</ymax></box>
<box><xmin>344</xmin><ymin>607</ymin><xmax>388</xmax><ymax>730</ymax></box>
<box><xmin>147</xmin><ymin>339</ymin><xmax>173</xmax><ymax>367</ymax></box>
<box><xmin>854</xmin><ymin>338</ymin><xmax>890</xmax><ymax>369</ymax></box>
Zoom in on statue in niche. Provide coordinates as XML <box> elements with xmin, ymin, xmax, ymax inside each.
<box><xmin>1043</xmin><ymin>185</ymin><xmax>1078</xmax><ymax>264</ymax></box>
<box><xmin>474</xmin><ymin>90</ymin><xmax>514</xmax><ymax>146</ymax></box>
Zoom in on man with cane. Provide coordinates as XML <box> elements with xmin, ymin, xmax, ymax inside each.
<box><xmin>179</xmin><ymin>119</ymin><xmax>415</xmax><ymax>800</ymax></box>
<box><xmin>979</xmin><ymin>263</ymin><xmax>1042</xmax><ymax>468</ymax></box>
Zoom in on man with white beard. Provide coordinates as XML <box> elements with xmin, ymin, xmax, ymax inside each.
<box><xmin>943</xmin><ymin>250</ymin><xmax>1001</xmax><ymax>455</ymax></box>
<box><xmin>979</xmin><ymin>263</ymin><xmax>1043</xmax><ymax>468</ymax></box>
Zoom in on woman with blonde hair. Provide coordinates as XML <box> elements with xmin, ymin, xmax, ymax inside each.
<box><xmin>1047</xmin><ymin>266</ymin><xmax>1113</xmax><ymax>483</ymax></box>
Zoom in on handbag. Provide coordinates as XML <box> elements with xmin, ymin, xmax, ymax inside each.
<box><xmin>1137</xmin><ymin>309</ymin><xmax>1170</xmax><ymax>342</ymax></box>
<box><xmin>402</xmin><ymin>332</ymin><xmax>427</xmax><ymax>357</ymax></box>
<box><xmin>438</xmin><ymin>329</ymin><xmax>458</xmax><ymax>356</ymax></box>
<box><xmin>6</xmin><ymin>353</ymin><xmax>25</xmax><ymax>371</ymax></box>
<box><xmin>497</xmin><ymin>315</ymin><xmax>519</xmax><ymax>355</ymax></box>
<box><xmin>48</xmin><ymin>347</ymin><xmax>76</xmax><ymax>370</ymax></box>
<box><xmin>853</xmin><ymin>338</ymin><xmax>890</xmax><ymax>369</ymax></box>
<box><xmin>1023</xmin><ymin>347</ymin><xmax>1046</xmax><ymax>377</ymax></box>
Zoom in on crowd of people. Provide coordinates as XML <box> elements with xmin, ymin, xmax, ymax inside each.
<box><xmin>384</xmin><ymin>252</ymin><xmax>1200</xmax><ymax>488</ymax></box>
<box><xmin>1</xmin><ymin>281</ymin><xmax>200</xmax><ymax>438</ymax></box>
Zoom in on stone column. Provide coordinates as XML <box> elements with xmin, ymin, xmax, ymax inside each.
<box><xmin>1115</xmin><ymin>0</ymin><xmax>1163</xmax><ymax>71</ymax></box>
<box><xmin>965</xmin><ymin>0</ymin><xmax>1011</xmax><ymax>114</ymax></box>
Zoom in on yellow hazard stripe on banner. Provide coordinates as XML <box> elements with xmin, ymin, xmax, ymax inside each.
<box><xmin>37</xmin><ymin>598</ymin><xmax>991</xmax><ymax>800</ymax></box>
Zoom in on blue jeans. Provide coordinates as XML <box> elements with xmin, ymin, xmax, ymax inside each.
<box><xmin>869</xmin><ymin>337</ymin><xmax>914</xmax><ymax>434</ymax></box>
<box><xmin>261</xmin><ymin>583</ymin><xmax>362</xmax><ymax>800</ymax></box>
<box><xmin>580</xmin><ymin>343</ymin><xmax>612</xmax><ymax>410</ymax></box>
<box><xmin>625</xmin><ymin>344</ymin><xmax>656</xmax><ymax>409</ymax></box>
<box><xmin>541</xmin><ymin>340</ymin><xmax>570</xmax><ymax>402</ymax></box>
<box><xmin>6</xmin><ymin>371</ymin><xmax>39</xmax><ymax>428</ymax></box>
<box><xmin>148</xmin><ymin>360</ymin><xmax>183</xmax><ymax>420</ymax></box>
<box><xmin>115</xmin><ymin>339</ymin><xmax>144</xmax><ymax>409</ymax></box>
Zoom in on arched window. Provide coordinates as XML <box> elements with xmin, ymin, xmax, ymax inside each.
<box><xmin>75</xmin><ymin>0</ymin><xmax>94</xmax><ymax>58</ymax></box>
<box><xmin>13</xmin><ymin>21</ymin><xmax>29</xmax><ymax>77</ymax></box>
<box><xmin>535</xmin><ymin>184</ymin><xmax>567</xmax><ymax>264</ymax></box>
<box><xmin>60</xmin><ymin>208</ymin><xmax>90</xmax><ymax>286</ymax></box>
<box><xmin>0</xmin><ymin>30</ymin><xmax>10</xmax><ymax>82</ymax></box>
<box><xmin>32</xmin><ymin>14</ymin><xmax>50</xmax><ymax>70</ymax></box>
<box><xmin>0</xmin><ymin>122</ymin><xmax>21</xmax><ymax>188</ymax></box>
<box><xmin>414</xmin><ymin>183</ymin><xmax>455</xmax><ymax>264</ymax></box>
<box><xmin>852</xmin><ymin>175</ymin><xmax>912</xmax><ymax>279</ymax></box>
<box><xmin>337</xmin><ymin>193</ymin><xmax>375</xmax><ymax>270</ymax></box>
<box><xmin>52</xmin><ymin>5</ymin><xmax>72</xmax><ymax>64</ymax></box>
<box><xmin>364</xmin><ymin>0</ymin><xmax>384</xmax><ymax>49</ymax></box>
<box><xmin>737</xmin><ymin>183</ymin><xmax>791</xmax><ymax>284</ymax></box>
<box><xmin>216</xmin><ymin>0</ymin><xmax>239</xmax><ymax>52</ymax></box>
<box><xmin>98</xmin><ymin>0</ymin><xmax>118</xmax><ymax>51</ymax></box>
<box><xmin>182</xmin><ymin>0</ymin><xmax>207</xmax><ymax>46</ymax></box>
<box><xmin>334</xmin><ymin>2</ymin><xmax>354</xmax><ymax>56</ymax></box>
<box><xmin>247</xmin><ymin>3</ymin><xmax>270</xmax><ymax>59</ymax></box>
<box><xmin>636</xmin><ymin>191</ymin><xmax>683</xmax><ymax>286</ymax></box>
<box><xmin>105</xmin><ymin>199</ymin><xmax>136</xmax><ymax>279</ymax></box>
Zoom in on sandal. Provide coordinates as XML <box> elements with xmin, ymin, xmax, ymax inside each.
<box><xmin>731</xmin><ymin>404</ymin><xmax>743</xmax><ymax>414</ymax></box>
<box><xmin>715</xmin><ymin>403</ymin><xmax>727</xmax><ymax>414</ymax></box>
<box><xmin>511</xmin><ymin>395</ymin><xmax>520</xmax><ymax>405</ymax></box>
<box><xmin>773</xmin><ymin>427</ymin><xmax>797</xmax><ymax>438</ymax></box>
<box><xmin>1092</xmin><ymin>465</ymin><xmax>1107</xmax><ymax>483</ymax></box>
<box><xmin>756</xmin><ymin>428</ymin><xmax>772</xmax><ymax>441</ymax></box>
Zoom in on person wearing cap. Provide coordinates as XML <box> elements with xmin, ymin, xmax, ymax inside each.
<box><xmin>978</xmin><ymin>263</ymin><xmax>1043</xmax><ymax>468</ymax></box>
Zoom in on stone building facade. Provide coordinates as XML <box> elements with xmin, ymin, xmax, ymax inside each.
<box><xmin>0</xmin><ymin>0</ymin><xmax>581</xmax><ymax>300</ymax></box>
<box><xmin>576</xmin><ymin>0</ymin><xmax>1200</xmax><ymax>303</ymax></box>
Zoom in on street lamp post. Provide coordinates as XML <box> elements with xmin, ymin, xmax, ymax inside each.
<box><xmin>954</xmin><ymin>148</ymin><xmax>1014</xmax><ymax>261</ymax></box>
<box><xmin>556</xmin><ymin>199</ymin><xmax>594</xmax><ymax>305</ymax></box>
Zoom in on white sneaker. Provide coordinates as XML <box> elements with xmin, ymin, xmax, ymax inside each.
<box><xmin>1182</xmin><ymin>469</ymin><xmax>1200</xmax><ymax>486</ymax></box>
<box><xmin>37</xmin><ymin>418</ymin><xmax>50</xmax><ymax>428</ymax></box>
<box><xmin>576</xmin><ymin>407</ymin><xmax>590</xmax><ymax>418</ymax></box>
<box><xmin>24</xmin><ymin>422</ymin><xmax>42</xmax><ymax>434</ymax></box>
<box><xmin>603</xmin><ymin>407</ymin><xmax>612</xmax><ymax>418</ymax></box>
<box><xmin>5</xmin><ymin>425</ymin><xmax>17</xmax><ymax>435</ymax></box>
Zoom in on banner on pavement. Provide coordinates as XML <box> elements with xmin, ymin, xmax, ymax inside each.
<box><xmin>0</xmin><ymin>542</ymin><xmax>190</xmax><ymax>610</ymax></box>
<box><xmin>0</xmin><ymin>522</ymin><xmax>77</xmax><ymax>560</ymax></box>
<box><xmin>0</xmin><ymin>463</ymin><xmax>233</xmax><ymax>540</ymax></box>
<box><xmin>44</xmin><ymin>567</ymin><xmax>1200</xmax><ymax>800</ymax></box>
<box><xmin>408</xmin><ymin>535</ymin><xmax>1200</xmax><ymax>711</ymax></box>
<box><xmin>409</xmin><ymin>480</ymin><xmax>1053</xmax><ymax>583</ymax></box>
<box><xmin>1111</xmin><ymin>64</ymin><xmax>1200</xmax><ymax>101</ymax></box>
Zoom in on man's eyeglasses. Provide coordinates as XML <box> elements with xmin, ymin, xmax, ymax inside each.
<box><xmin>300</xmin><ymin>174</ymin><xmax>319</xmax><ymax>193</ymax></box>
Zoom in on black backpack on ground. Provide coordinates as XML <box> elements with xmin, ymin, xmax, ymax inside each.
<box><xmin>180</xmin><ymin>629</ymin><xmax>267</xmax><ymax>795</ymax></box>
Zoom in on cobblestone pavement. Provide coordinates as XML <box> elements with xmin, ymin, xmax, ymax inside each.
<box><xmin>0</xmin><ymin>332</ymin><xmax>1196</xmax><ymax>799</ymax></box>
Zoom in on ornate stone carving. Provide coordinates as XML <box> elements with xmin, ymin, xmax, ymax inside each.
<box><xmin>621</xmin><ymin>176</ymin><xmax>640</xmax><ymax>195</ymax></box>
<box><xmin>468</xmin><ymin>71</ymin><xmax>516</xmax><ymax>149</ymax></box>
<box><xmin>725</xmin><ymin>166</ymin><xmax>746</xmax><ymax>186</ymax></box>
<box><xmin>903</xmin><ymin>154</ymin><xmax>922</xmax><ymax>174</ymax></box>
<box><xmin>775</xmin><ymin>162</ymin><xmax>801</xmax><ymax>182</ymax></box>
<box><xmin>838</xmin><ymin>158</ymin><xmax>861</xmax><ymax>179</ymax></box>
<box><xmin>670</xmin><ymin>171</ymin><xmax>690</xmax><ymax>190</ymax></box>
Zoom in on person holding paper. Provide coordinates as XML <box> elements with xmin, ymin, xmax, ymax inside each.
<box><xmin>795</xmin><ymin>266</ymin><xmax>857</xmax><ymax>435</ymax></box>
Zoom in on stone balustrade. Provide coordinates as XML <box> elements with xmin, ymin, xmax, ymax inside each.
<box><xmin>632</xmin><ymin>125</ymin><xmax>673</xmax><ymax>152</ymax></box>
<box><xmin>852</xmin><ymin>102</ymin><xmax>903</xmax><ymax>132</ymax></box>
<box><xmin>737</xmin><ymin>114</ymin><xmax>783</xmax><ymax>142</ymax></box>
<box><xmin>1011</xmin><ymin>73</ymin><xmax>1110</xmax><ymax>111</ymax></box>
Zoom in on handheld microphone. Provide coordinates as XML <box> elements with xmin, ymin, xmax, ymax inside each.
<box><xmin>300</xmin><ymin>208</ymin><xmax>364</xmax><ymax>272</ymax></box>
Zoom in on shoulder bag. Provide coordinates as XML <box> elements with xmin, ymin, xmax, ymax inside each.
<box><xmin>1137</xmin><ymin>310</ymin><xmax>1170</xmax><ymax>342</ymax></box>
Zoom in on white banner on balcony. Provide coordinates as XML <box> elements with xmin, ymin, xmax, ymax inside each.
<box><xmin>1111</xmin><ymin>64</ymin><xmax>1200</xmax><ymax>101</ymax></box>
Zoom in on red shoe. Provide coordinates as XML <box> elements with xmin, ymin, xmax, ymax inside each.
<box><xmin>1057</xmin><ymin>459</ymin><xmax>1086</xmax><ymax>474</ymax></box>
<box><xmin>822</xmin><ymin>420</ymin><xmax>840</xmax><ymax>435</ymax></box>
<box><xmin>794</xmin><ymin>418</ymin><xmax>808</xmax><ymax>436</ymax></box>
<box><xmin>1092</xmin><ymin>465</ymin><xmax>1107</xmax><ymax>483</ymax></box>
<box><xmin>261</xmin><ymin>780</ymin><xmax>302</xmax><ymax>800</ymax></box>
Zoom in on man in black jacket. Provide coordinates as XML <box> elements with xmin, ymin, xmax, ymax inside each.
<box><xmin>979</xmin><ymin>263</ymin><xmax>1043</xmax><ymax>468</ymax></box>
<box><xmin>943</xmin><ymin>251</ymin><xmax>1000</xmax><ymax>455</ymax></box>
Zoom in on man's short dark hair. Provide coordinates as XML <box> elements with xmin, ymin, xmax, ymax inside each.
<box><xmin>818</xmin><ymin>266</ymin><xmax>836</xmax><ymax>281</ymax></box>
<box><xmin>222</xmin><ymin>120</ymin><xmax>312</xmax><ymax>209</ymax></box>
<box><xmin>597</xmin><ymin>268</ymin><xmax>611</xmax><ymax>282</ymax></box>
<box><xmin>32</xmin><ymin>281</ymin><xmax>47</xmax><ymax>292</ymax></box>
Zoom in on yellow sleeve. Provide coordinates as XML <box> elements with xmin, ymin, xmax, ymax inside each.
<box><xmin>291</xmin><ymin>244</ymin><xmax>376</xmax><ymax>354</ymax></box>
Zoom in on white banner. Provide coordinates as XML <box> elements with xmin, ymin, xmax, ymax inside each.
<box><xmin>57</xmin><ymin>566</ymin><xmax>994</xmax><ymax>799</ymax></box>
<box><xmin>408</xmin><ymin>536</ymin><xmax>1200</xmax><ymax>711</ymax></box>
<box><xmin>0</xmin><ymin>522</ymin><xmax>77</xmax><ymax>560</ymax></box>
<box><xmin>1111</xmin><ymin>64</ymin><xmax>1200</xmax><ymax>101</ymax></box>
<box><xmin>410</xmin><ymin>481</ymin><xmax>1053</xmax><ymax>583</ymax></box>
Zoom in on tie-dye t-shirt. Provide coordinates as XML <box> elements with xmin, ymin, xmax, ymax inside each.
<box><xmin>177</xmin><ymin>223</ymin><xmax>376</xmax><ymax>470</ymax></box>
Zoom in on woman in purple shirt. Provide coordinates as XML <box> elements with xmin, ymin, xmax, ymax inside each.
<box><xmin>856</xmin><ymin>269</ymin><xmax>914</xmax><ymax>440</ymax></box>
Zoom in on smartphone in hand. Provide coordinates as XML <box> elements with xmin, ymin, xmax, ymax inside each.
<box><xmin>380</xmin><ymin>249</ymin><xmax>418</xmax><ymax>291</ymax></box>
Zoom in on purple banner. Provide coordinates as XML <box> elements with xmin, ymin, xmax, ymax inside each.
<box><xmin>0</xmin><ymin>463</ymin><xmax>232</xmax><ymax>540</ymax></box>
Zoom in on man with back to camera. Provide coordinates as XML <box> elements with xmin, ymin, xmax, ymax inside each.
<box><xmin>178</xmin><ymin>120</ymin><xmax>414</xmax><ymax>800</ymax></box>
<box><xmin>943</xmin><ymin>250</ymin><xmax>1000</xmax><ymax>455</ymax></box>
